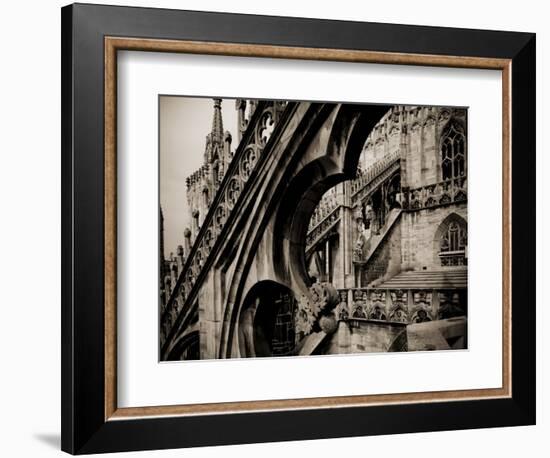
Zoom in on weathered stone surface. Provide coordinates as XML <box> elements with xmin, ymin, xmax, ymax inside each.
<box><xmin>348</xmin><ymin>319</ymin><xmax>408</xmax><ymax>354</ymax></box>
<box><xmin>407</xmin><ymin>316</ymin><xmax>467</xmax><ymax>351</ymax></box>
<box><xmin>297</xmin><ymin>331</ymin><xmax>329</xmax><ymax>356</ymax></box>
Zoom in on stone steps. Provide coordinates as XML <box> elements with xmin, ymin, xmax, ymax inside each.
<box><xmin>377</xmin><ymin>269</ymin><xmax>467</xmax><ymax>289</ymax></box>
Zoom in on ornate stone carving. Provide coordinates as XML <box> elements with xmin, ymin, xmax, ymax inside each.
<box><xmin>240</xmin><ymin>146</ymin><xmax>259</xmax><ymax>181</ymax></box>
<box><xmin>295</xmin><ymin>282</ymin><xmax>340</xmax><ymax>339</ymax></box>
<box><xmin>225</xmin><ymin>177</ymin><xmax>241</xmax><ymax>209</ymax></box>
<box><xmin>295</xmin><ymin>296</ymin><xmax>316</xmax><ymax>337</ymax></box>
<box><xmin>319</xmin><ymin>314</ymin><xmax>338</xmax><ymax>334</ymax></box>
<box><xmin>438</xmin><ymin>108</ymin><xmax>451</xmax><ymax>124</ymax></box>
<box><xmin>336</xmin><ymin>290</ymin><xmax>349</xmax><ymax>320</ymax></box>
<box><xmin>404</xmin><ymin>176</ymin><xmax>467</xmax><ymax>211</ymax></box>
<box><xmin>214</xmin><ymin>205</ymin><xmax>226</xmax><ymax>232</ymax></box>
<box><xmin>423</xmin><ymin>115</ymin><xmax>436</xmax><ymax>127</ymax></box>
<box><xmin>257</xmin><ymin>110</ymin><xmax>275</xmax><ymax>147</ymax></box>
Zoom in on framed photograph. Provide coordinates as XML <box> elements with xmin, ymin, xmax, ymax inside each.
<box><xmin>61</xmin><ymin>3</ymin><xmax>536</xmax><ymax>454</ymax></box>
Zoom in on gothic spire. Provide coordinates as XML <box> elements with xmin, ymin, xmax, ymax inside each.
<box><xmin>211</xmin><ymin>98</ymin><xmax>224</xmax><ymax>143</ymax></box>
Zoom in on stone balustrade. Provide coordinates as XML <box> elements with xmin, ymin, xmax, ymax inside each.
<box><xmin>335</xmin><ymin>287</ymin><xmax>466</xmax><ymax>325</ymax></box>
<box><xmin>305</xmin><ymin>206</ymin><xmax>342</xmax><ymax>251</ymax></box>
<box><xmin>404</xmin><ymin>176</ymin><xmax>467</xmax><ymax>210</ymax></box>
<box><xmin>350</xmin><ymin>150</ymin><xmax>400</xmax><ymax>197</ymax></box>
<box><xmin>308</xmin><ymin>188</ymin><xmax>340</xmax><ymax>231</ymax></box>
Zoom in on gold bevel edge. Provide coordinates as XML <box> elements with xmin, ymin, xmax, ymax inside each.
<box><xmin>105</xmin><ymin>38</ymin><xmax>117</xmax><ymax>420</ymax></box>
<box><xmin>103</xmin><ymin>36</ymin><xmax>513</xmax><ymax>421</ymax></box>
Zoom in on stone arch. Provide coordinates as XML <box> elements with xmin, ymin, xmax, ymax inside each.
<box><xmin>166</xmin><ymin>330</ymin><xmax>199</xmax><ymax>361</ymax></box>
<box><xmin>180</xmin><ymin>102</ymin><xmax>390</xmax><ymax>360</ymax></box>
<box><xmin>238</xmin><ymin>280</ymin><xmax>297</xmax><ymax>358</ymax></box>
<box><xmin>388</xmin><ymin>305</ymin><xmax>409</xmax><ymax>323</ymax></box>
<box><xmin>385</xmin><ymin>171</ymin><xmax>402</xmax><ymax>210</ymax></box>
<box><xmin>273</xmin><ymin>104</ymin><xmax>390</xmax><ymax>296</ymax></box>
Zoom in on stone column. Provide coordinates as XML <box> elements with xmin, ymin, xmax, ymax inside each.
<box><xmin>183</xmin><ymin>228</ymin><xmax>192</xmax><ymax>258</ymax></box>
<box><xmin>192</xmin><ymin>210</ymin><xmax>200</xmax><ymax>239</ymax></box>
<box><xmin>407</xmin><ymin>289</ymin><xmax>414</xmax><ymax>321</ymax></box>
<box><xmin>337</xmin><ymin>321</ymin><xmax>351</xmax><ymax>354</ymax></box>
<box><xmin>385</xmin><ymin>289</ymin><xmax>392</xmax><ymax>318</ymax></box>
<box><xmin>176</xmin><ymin>245</ymin><xmax>184</xmax><ymax>274</ymax></box>
<box><xmin>325</xmin><ymin>238</ymin><xmax>331</xmax><ymax>283</ymax></box>
<box><xmin>341</xmin><ymin>181</ymin><xmax>355</xmax><ymax>288</ymax></box>
<box><xmin>431</xmin><ymin>289</ymin><xmax>440</xmax><ymax>319</ymax></box>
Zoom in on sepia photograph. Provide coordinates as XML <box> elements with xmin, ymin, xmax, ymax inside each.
<box><xmin>159</xmin><ymin>96</ymin><xmax>468</xmax><ymax>361</ymax></box>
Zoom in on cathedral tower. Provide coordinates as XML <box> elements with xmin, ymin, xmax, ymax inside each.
<box><xmin>185</xmin><ymin>99</ymin><xmax>233</xmax><ymax>240</ymax></box>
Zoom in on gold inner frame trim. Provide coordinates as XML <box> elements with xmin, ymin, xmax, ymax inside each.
<box><xmin>104</xmin><ymin>36</ymin><xmax>512</xmax><ymax>421</ymax></box>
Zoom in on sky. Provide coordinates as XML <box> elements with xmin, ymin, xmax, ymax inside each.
<box><xmin>160</xmin><ymin>96</ymin><xmax>239</xmax><ymax>259</ymax></box>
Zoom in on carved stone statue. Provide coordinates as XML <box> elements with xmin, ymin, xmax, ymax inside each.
<box><xmin>295</xmin><ymin>282</ymin><xmax>340</xmax><ymax>340</ymax></box>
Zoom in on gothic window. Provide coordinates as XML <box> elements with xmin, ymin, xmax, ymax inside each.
<box><xmin>247</xmin><ymin>281</ymin><xmax>296</xmax><ymax>358</ymax></box>
<box><xmin>438</xmin><ymin>216</ymin><xmax>467</xmax><ymax>266</ymax></box>
<box><xmin>440</xmin><ymin>121</ymin><xmax>466</xmax><ymax>180</ymax></box>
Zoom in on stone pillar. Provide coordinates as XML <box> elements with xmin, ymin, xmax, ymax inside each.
<box><xmin>224</xmin><ymin>131</ymin><xmax>232</xmax><ymax>172</ymax></box>
<box><xmin>183</xmin><ymin>228</ymin><xmax>192</xmax><ymax>258</ymax></box>
<box><xmin>199</xmin><ymin>273</ymin><xmax>218</xmax><ymax>360</ymax></box>
<box><xmin>385</xmin><ymin>289</ymin><xmax>392</xmax><ymax>318</ymax></box>
<box><xmin>176</xmin><ymin>245</ymin><xmax>184</xmax><ymax>274</ymax></box>
<box><xmin>170</xmin><ymin>263</ymin><xmax>177</xmax><ymax>290</ymax></box>
<box><xmin>407</xmin><ymin>289</ymin><xmax>414</xmax><ymax>320</ymax></box>
<box><xmin>325</xmin><ymin>238</ymin><xmax>331</xmax><ymax>283</ymax></box>
<box><xmin>337</xmin><ymin>321</ymin><xmax>351</xmax><ymax>354</ymax></box>
<box><xmin>431</xmin><ymin>289</ymin><xmax>440</xmax><ymax>319</ymax></box>
<box><xmin>235</xmin><ymin>99</ymin><xmax>247</xmax><ymax>142</ymax></box>
<box><xmin>192</xmin><ymin>210</ymin><xmax>200</xmax><ymax>239</ymax></box>
<box><xmin>341</xmin><ymin>181</ymin><xmax>355</xmax><ymax>288</ymax></box>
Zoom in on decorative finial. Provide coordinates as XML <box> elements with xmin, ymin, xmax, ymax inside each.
<box><xmin>210</xmin><ymin>98</ymin><xmax>224</xmax><ymax>144</ymax></box>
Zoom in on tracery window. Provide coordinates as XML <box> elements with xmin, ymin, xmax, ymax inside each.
<box><xmin>439</xmin><ymin>219</ymin><xmax>467</xmax><ymax>266</ymax></box>
<box><xmin>440</xmin><ymin>121</ymin><xmax>466</xmax><ymax>180</ymax></box>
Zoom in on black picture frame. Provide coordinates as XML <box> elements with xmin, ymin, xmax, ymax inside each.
<box><xmin>61</xmin><ymin>3</ymin><xmax>535</xmax><ymax>454</ymax></box>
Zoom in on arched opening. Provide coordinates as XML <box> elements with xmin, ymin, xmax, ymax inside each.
<box><xmin>272</xmin><ymin>104</ymin><xmax>391</xmax><ymax>294</ymax></box>
<box><xmin>238</xmin><ymin>281</ymin><xmax>297</xmax><ymax>358</ymax></box>
<box><xmin>434</xmin><ymin>213</ymin><xmax>468</xmax><ymax>267</ymax></box>
<box><xmin>385</xmin><ymin>172</ymin><xmax>402</xmax><ymax>210</ymax></box>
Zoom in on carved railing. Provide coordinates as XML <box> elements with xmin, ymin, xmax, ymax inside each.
<box><xmin>308</xmin><ymin>189</ymin><xmax>340</xmax><ymax>231</ymax></box>
<box><xmin>350</xmin><ymin>150</ymin><xmax>401</xmax><ymax>205</ymax></box>
<box><xmin>161</xmin><ymin>100</ymin><xmax>289</xmax><ymax>347</ymax></box>
<box><xmin>334</xmin><ymin>287</ymin><xmax>466</xmax><ymax>325</ymax></box>
<box><xmin>305</xmin><ymin>151</ymin><xmax>401</xmax><ymax>252</ymax></box>
<box><xmin>404</xmin><ymin>176</ymin><xmax>467</xmax><ymax>210</ymax></box>
<box><xmin>305</xmin><ymin>206</ymin><xmax>341</xmax><ymax>252</ymax></box>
